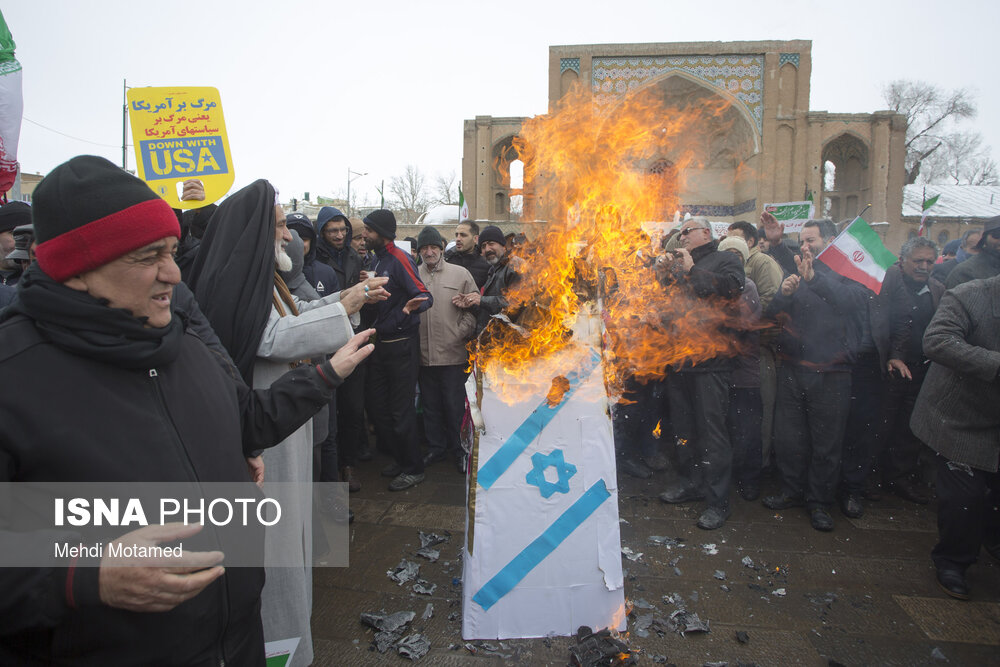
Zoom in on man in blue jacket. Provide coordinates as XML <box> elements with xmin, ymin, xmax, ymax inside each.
<box><xmin>361</xmin><ymin>209</ymin><xmax>433</xmax><ymax>490</ymax></box>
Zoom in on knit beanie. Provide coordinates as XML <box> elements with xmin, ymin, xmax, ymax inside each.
<box><xmin>416</xmin><ymin>226</ymin><xmax>445</xmax><ymax>251</ymax></box>
<box><xmin>0</xmin><ymin>200</ymin><xmax>31</xmax><ymax>234</ymax></box>
<box><xmin>718</xmin><ymin>236</ymin><xmax>750</xmax><ymax>264</ymax></box>
<box><xmin>32</xmin><ymin>155</ymin><xmax>180</xmax><ymax>282</ymax></box>
<box><xmin>363</xmin><ymin>209</ymin><xmax>397</xmax><ymax>240</ymax></box>
<box><xmin>478</xmin><ymin>224</ymin><xmax>505</xmax><ymax>248</ymax></box>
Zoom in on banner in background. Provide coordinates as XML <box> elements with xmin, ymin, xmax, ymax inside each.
<box><xmin>127</xmin><ymin>86</ymin><xmax>234</xmax><ymax>208</ymax></box>
<box><xmin>763</xmin><ymin>200</ymin><xmax>815</xmax><ymax>233</ymax></box>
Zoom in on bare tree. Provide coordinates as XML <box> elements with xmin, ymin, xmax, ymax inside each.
<box><xmin>921</xmin><ymin>131</ymin><xmax>999</xmax><ymax>186</ymax></box>
<box><xmin>388</xmin><ymin>164</ymin><xmax>428</xmax><ymax>223</ymax></box>
<box><xmin>882</xmin><ymin>80</ymin><xmax>978</xmax><ymax>184</ymax></box>
<box><xmin>433</xmin><ymin>170</ymin><xmax>458</xmax><ymax>205</ymax></box>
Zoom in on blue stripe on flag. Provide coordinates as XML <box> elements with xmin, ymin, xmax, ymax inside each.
<box><xmin>472</xmin><ymin>478</ymin><xmax>611</xmax><ymax>611</ymax></box>
<box><xmin>477</xmin><ymin>350</ymin><xmax>600</xmax><ymax>490</ymax></box>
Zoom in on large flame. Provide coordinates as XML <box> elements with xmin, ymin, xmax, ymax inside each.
<box><xmin>477</xmin><ymin>85</ymin><xmax>743</xmax><ymax>402</ymax></box>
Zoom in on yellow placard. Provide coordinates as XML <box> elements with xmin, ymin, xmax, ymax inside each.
<box><xmin>127</xmin><ymin>86</ymin><xmax>234</xmax><ymax>208</ymax></box>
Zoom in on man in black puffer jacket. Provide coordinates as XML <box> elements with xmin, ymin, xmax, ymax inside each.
<box><xmin>0</xmin><ymin>155</ymin><xmax>373</xmax><ymax>666</ymax></box>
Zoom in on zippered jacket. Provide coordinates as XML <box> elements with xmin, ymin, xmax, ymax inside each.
<box><xmin>0</xmin><ymin>312</ymin><xmax>337</xmax><ymax>665</ymax></box>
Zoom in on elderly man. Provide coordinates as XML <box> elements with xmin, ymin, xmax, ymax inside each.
<box><xmin>360</xmin><ymin>209</ymin><xmax>434</xmax><ymax>491</ymax></box>
<box><xmin>415</xmin><ymin>226</ymin><xmax>477</xmax><ymax>471</ymax></box>
<box><xmin>876</xmin><ymin>237</ymin><xmax>939</xmax><ymax>504</ymax></box>
<box><xmin>762</xmin><ymin>219</ymin><xmax>867</xmax><ymax>532</ymax></box>
<box><xmin>655</xmin><ymin>217</ymin><xmax>745</xmax><ymax>531</ymax></box>
<box><xmin>188</xmin><ymin>182</ymin><xmax>386</xmax><ymax>667</ymax></box>
<box><xmin>911</xmin><ymin>274</ymin><xmax>1000</xmax><ymax>600</ymax></box>
<box><xmin>0</xmin><ymin>155</ymin><xmax>374</xmax><ymax>665</ymax></box>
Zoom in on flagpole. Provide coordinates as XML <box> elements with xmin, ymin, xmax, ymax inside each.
<box><xmin>817</xmin><ymin>204</ymin><xmax>873</xmax><ymax>261</ymax></box>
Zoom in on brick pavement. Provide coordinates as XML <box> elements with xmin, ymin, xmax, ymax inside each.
<box><xmin>312</xmin><ymin>455</ymin><xmax>1000</xmax><ymax>665</ymax></box>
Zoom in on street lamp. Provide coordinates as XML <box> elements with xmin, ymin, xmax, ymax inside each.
<box><xmin>346</xmin><ymin>168</ymin><xmax>367</xmax><ymax>217</ymax></box>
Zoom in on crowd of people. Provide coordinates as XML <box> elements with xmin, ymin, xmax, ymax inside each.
<box><xmin>613</xmin><ymin>211</ymin><xmax>1000</xmax><ymax>604</ymax></box>
<box><xmin>0</xmin><ymin>154</ymin><xmax>997</xmax><ymax>664</ymax></box>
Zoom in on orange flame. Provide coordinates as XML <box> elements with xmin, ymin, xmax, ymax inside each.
<box><xmin>476</xmin><ymin>84</ymin><xmax>744</xmax><ymax>402</ymax></box>
<box><xmin>652</xmin><ymin>420</ymin><xmax>662</xmax><ymax>439</ymax></box>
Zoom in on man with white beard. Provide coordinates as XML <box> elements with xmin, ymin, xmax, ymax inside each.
<box><xmin>187</xmin><ymin>181</ymin><xmax>388</xmax><ymax>667</ymax></box>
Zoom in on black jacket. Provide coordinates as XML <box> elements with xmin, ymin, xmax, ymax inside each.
<box><xmin>871</xmin><ymin>264</ymin><xmax>917</xmax><ymax>370</ymax></box>
<box><xmin>314</xmin><ymin>214</ymin><xmax>363</xmax><ymax>291</ymax></box>
<box><xmin>476</xmin><ymin>255</ymin><xmax>521</xmax><ymax>334</ymax></box>
<box><xmin>883</xmin><ymin>263</ymin><xmax>938</xmax><ymax>366</ymax></box>
<box><xmin>445</xmin><ymin>248</ymin><xmax>491</xmax><ymax>289</ymax></box>
<box><xmin>765</xmin><ymin>262</ymin><xmax>867</xmax><ymax>372</ymax></box>
<box><xmin>944</xmin><ymin>249</ymin><xmax>1000</xmax><ymax>289</ymax></box>
<box><xmin>663</xmin><ymin>240</ymin><xmax>745</xmax><ymax>373</ymax></box>
<box><xmin>0</xmin><ymin>313</ymin><xmax>336</xmax><ymax>666</ymax></box>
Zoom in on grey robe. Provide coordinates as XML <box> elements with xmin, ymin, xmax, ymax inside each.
<box><xmin>256</xmin><ymin>290</ymin><xmax>353</xmax><ymax>667</ymax></box>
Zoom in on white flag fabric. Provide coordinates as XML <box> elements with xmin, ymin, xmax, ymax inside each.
<box><xmin>0</xmin><ymin>10</ymin><xmax>22</xmax><ymax>196</ymax></box>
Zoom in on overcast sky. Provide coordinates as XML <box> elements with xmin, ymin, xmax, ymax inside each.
<box><xmin>6</xmin><ymin>0</ymin><xmax>998</xmax><ymax>206</ymax></box>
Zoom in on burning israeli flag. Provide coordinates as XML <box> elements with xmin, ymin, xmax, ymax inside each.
<box><xmin>462</xmin><ymin>316</ymin><xmax>626</xmax><ymax>640</ymax></box>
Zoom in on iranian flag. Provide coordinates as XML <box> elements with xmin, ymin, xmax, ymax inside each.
<box><xmin>458</xmin><ymin>184</ymin><xmax>470</xmax><ymax>222</ymax></box>
<box><xmin>816</xmin><ymin>217</ymin><xmax>897</xmax><ymax>294</ymax></box>
<box><xmin>0</xmin><ymin>9</ymin><xmax>22</xmax><ymax>198</ymax></box>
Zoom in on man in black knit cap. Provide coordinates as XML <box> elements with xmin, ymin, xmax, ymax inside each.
<box><xmin>361</xmin><ymin>208</ymin><xmax>434</xmax><ymax>490</ymax></box>
<box><xmin>0</xmin><ymin>155</ymin><xmax>375</xmax><ymax>666</ymax></box>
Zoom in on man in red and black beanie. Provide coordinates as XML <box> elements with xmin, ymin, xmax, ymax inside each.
<box><xmin>0</xmin><ymin>155</ymin><xmax>375</xmax><ymax>666</ymax></box>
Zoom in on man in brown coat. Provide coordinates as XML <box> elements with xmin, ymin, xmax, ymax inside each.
<box><xmin>416</xmin><ymin>226</ymin><xmax>477</xmax><ymax>471</ymax></box>
<box><xmin>911</xmin><ymin>274</ymin><xmax>1000</xmax><ymax>600</ymax></box>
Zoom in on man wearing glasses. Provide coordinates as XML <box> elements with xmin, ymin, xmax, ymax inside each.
<box><xmin>656</xmin><ymin>217</ymin><xmax>745</xmax><ymax>530</ymax></box>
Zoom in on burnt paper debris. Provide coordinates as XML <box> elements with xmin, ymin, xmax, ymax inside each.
<box><xmin>667</xmin><ymin>609</ymin><xmax>710</xmax><ymax>635</ymax></box>
<box><xmin>416</xmin><ymin>546</ymin><xmax>440</xmax><ymax>562</ymax></box>
<box><xmin>419</xmin><ymin>531</ymin><xmax>450</xmax><ymax>549</ymax></box>
<box><xmin>396</xmin><ymin>633</ymin><xmax>431</xmax><ymax>661</ymax></box>
<box><xmin>387</xmin><ymin>559</ymin><xmax>420</xmax><ymax>585</ymax></box>
<box><xmin>360</xmin><ymin>610</ymin><xmax>415</xmax><ymax>633</ymax></box>
<box><xmin>412</xmin><ymin>579</ymin><xmax>437</xmax><ymax>596</ymax></box>
<box><xmin>568</xmin><ymin>626</ymin><xmax>637</xmax><ymax>666</ymax></box>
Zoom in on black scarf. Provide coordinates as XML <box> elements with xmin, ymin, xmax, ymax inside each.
<box><xmin>2</xmin><ymin>263</ymin><xmax>184</xmax><ymax>369</ymax></box>
<box><xmin>185</xmin><ymin>180</ymin><xmax>276</xmax><ymax>386</ymax></box>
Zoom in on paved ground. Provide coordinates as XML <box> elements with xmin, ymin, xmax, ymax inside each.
<box><xmin>312</xmin><ymin>455</ymin><xmax>1000</xmax><ymax>666</ymax></box>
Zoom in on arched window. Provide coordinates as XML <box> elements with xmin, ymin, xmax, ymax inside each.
<box><xmin>494</xmin><ymin>192</ymin><xmax>506</xmax><ymax>217</ymax></box>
